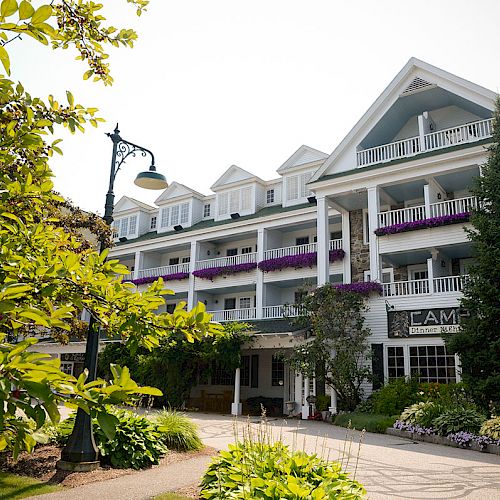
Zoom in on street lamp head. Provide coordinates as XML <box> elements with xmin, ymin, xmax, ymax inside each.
<box><xmin>134</xmin><ymin>167</ymin><xmax>168</xmax><ymax>190</ymax></box>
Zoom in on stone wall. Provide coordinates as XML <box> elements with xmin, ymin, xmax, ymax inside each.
<box><xmin>350</xmin><ymin>209</ymin><xmax>370</xmax><ymax>283</ymax></box>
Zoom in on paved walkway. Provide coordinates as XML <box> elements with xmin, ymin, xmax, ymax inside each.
<box><xmin>32</xmin><ymin>412</ymin><xmax>500</xmax><ymax>499</ymax></box>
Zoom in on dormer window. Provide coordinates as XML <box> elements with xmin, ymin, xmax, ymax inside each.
<box><xmin>160</xmin><ymin>202</ymin><xmax>190</xmax><ymax>229</ymax></box>
<box><xmin>218</xmin><ymin>187</ymin><xmax>252</xmax><ymax>216</ymax></box>
<box><xmin>286</xmin><ymin>173</ymin><xmax>313</xmax><ymax>202</ymax></box>
<box><xmin>266</xmin><ymin>189</ymin><xmax>275</xmax><ymax>204</ymax></box>
<box><xmin>114</xmin><ymin>215</ymin><xmax>138</xmax><ymax>238</ymax></box>
<box><xmin>203</xmin><ymin>204</ymin><xmax>211</xmax><ymax>217</ymax></box>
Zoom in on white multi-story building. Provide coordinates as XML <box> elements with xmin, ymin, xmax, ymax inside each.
<box><xmin>53</xmin><ymin>58</ymin><xmax>496</xmax><ymax>417</ymax></box>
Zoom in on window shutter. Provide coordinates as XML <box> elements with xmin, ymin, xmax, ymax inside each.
<box><xmin>251</xmin><ymin>355</ymin><xmax>259</xmax><ymax>388</ymax></box>
<box><xmin>286</xmin><ymin>175</ymin><xmax>299</xmax><ymax>201</ymax></box>
<box><xmin>300</xmin><ymin>172</ymin><xmax>313</xmax><ymax>198</ymax></box>
<box><xmin>371</xmin><ymin>344</ymin><xmax>384</xmax><ymax>390</ymax></box>
<box><xmin>180</xmin><ymin>203</ymin><xmax>189</xmax><ymax>224</ymax></box>
<box><xmin>241</xmin><ymin>187</ymin><xmax>252</xmax><ymax>210</ymax></box>
<box><xmin>128</xmin><ymin>215</ymin><xmax>137</xmax><ymax>235</ymax></box>
<box><xmin>218</xmin><ymin>193</ymin><xmax>228</xmax><ymax>215</ymax></box>
<box><xmin>171</xmin><ymin>205</ymin><xmax>180</xmax><ymax>225</ymax></box>
<box><xmin>120</xmin><ymin>218</ymin><xmax>128</xmax><ymax>236</ymax></box>
<box><xmin>229</xmin><ymin>190</ymin><xmax>239</xmax><ymax>213</ymax></box>
<box><xmin>161</xmin><ymin>207</ymin><xmax>170</xmax><ymax>228</ymax></box>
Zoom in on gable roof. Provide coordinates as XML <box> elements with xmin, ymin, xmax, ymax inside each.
<box><xmin>277</xmin><ymin>145</ymin><xmax>328</xmax><ymax>174</ymax></box>
<box><xmin>114</xmin><ymin>196</ymin><xmax>155</xmax><ymax>213</ymax></box>
<box><xmin>210</xmin><ymin>165</ymin><xmax>264</xmax><ymax>190</ymax></box>
<box><xmin>154</xmin><ymin>182</ymin><xmax>205</xmax><ymax>205</ymax></box>
<box><xmin>310</xmin><ymin>57</ymin><xmax>497</xmax><ymax>183</ymax></box>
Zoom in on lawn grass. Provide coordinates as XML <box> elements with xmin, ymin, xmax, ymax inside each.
<box><xmin>333</xmin><ymin>412</ymin><xmax>398</xmax><ymax>433</ymax></box>
<box><xmin>154</xmin><ymin>493</ymin><xmax>192</xmax><ymax>500</ymax></box>
<box><xmin>0</xmin><ymin>472</ymin><xmax>62</xmax><ymax>499</ymax></box>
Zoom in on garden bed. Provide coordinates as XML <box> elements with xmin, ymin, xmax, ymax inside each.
<box><xmin>387</xmin><ymin>427</ymin><xmax>500</xmax><ymax>455</ymax></box>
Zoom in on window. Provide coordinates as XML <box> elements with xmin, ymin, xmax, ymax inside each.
<box><xmin>182</xmin><ymin>256</ymin><xmax>190</xmax><ymax>263</ymax></box>
<box><xmin>166</xmin><ymin>303</ymin><xmax>176</xmax><ymax>314</ymax></box>
<box><xmin>241</xmin><ymin>187</ymin><xmax>252</xmax><ymax>210</ymax></box>
<box><xmin>266</xmin><ymin>189</ymin><xmax>275</xmax><ymax>204</ymax></box>
<box><xmin>294</xmin><ymin>290</ymin><xmax>307</xmax><ymax>304</ymax></box>
<box><xmin>271</xmin><ymin>356</ymin><xmax>285</xmax><ymax>386</ymax></box>
<box><xmin>224</xmin><ymin>298</ymin><xmax>236</xmax><ymax>310</ymax></box>
<box><xmin>296</xmin><ymin>236</ymin><xmax>310</xmax><ymax>246</ymax></box>
<box><xmin>229</xmin><ymin>190</ymin><xmax>239</xmax><ymax>213</ymax></box>
<box><xmin>251</xmin><ymin>355</ymin><xmax>259</xmax><ymax>388</ymax></box>
<box><xmin>387</xmin><ymin>346</ymin><xmax>405</xmax><ymax>380</ymax></box>
<box><xmin>171</xmin><ymin>205</ymin><xmax>180</xmax><ymax>226</ymax></box>
<box><xmin>241</xmin><ymin>246</ymin><xmax>252</xmax><ymax>254</ymax></box>
<box><xmin>159</xmin><ymin>203</ymin><xmax>189</xmax><ymax>228</ymax></box>
<box><xmin>226</xmin><ymin>248</ymin><xmax>238</xmax><ymax>256</ymax></box>
<box><xmin>241</xmin><ymin>355</ymin><xmax>250</xmax><ymax>386</ymax></box>
<box><xmin>120</xmin><ymin>218</ymin><xmax>128</xmax><ymax>236</ymax></box>
<box><xmin>60</xmin><ymin>362</ymin><xmax>74</xmax><ymax>375</ymax></box>
<box><xmin>239</xmin><ymin>297</ymin><xmax>251</xmax><ymax>309</ymax></box>
<box><xmin>161</xmin><ymin>207</ymin><xmax>170</xmax><ymax>228</ymax></box>
<box><xmin>211</xmin><ymin>362</ymin><xmax>235</xmax><ymax>385</ymax></box>
<box><xmin>218</xmin><ymin>193</ymin><xmax>229</xmax><ymax>216</ymax></box>
<box><xmin>169</xmin><ymin>257</ymin><xmax>179</xmax><ymax>266</ymax></box>
<box><xmin>409</xmin><ymin>345</ymin><xmax>456</xmax><ymax>383</ymax></box>
<box><xmin>286</xmin><ymin>173</ymin><xmax>313</xmax><ymax>201</ymax></box>
<box><xmin>180</xmin><ymin>202</ymin><xmax>189</xmax><ymax>224</ymax></box>
<box><xmin>129</xmin><ymin>215</ymin><xmax>137</xmax><ymax>235</ymax></box>
<box><xmin>331</xmin><ymin>231</ymin><xmax>342</xmax><ymax>240</ymax></box>
<box><xmin>150</xmin><ymin>216</ymin><xmax>157</xmax><ymax>230</ymax></box>
<box><xmin>203</xmin><ymin>204</ymin><xmax>211</xmax><ymax>217</ymax></box>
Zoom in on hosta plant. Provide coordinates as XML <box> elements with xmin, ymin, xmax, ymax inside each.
<box><xmin>200</xmin><ymin>440</ymin><xmax>365</xmax><ymax>499</ymax></box>
<box><xmin>400</xmin><ymin>401</ymin><xmax>442</xmax><ymax>428</ymax></box>
<box><xmin>432</xmin><ymin>407</ymin><xmax>485</xmax><ymax>436</ymax></box>
<box><xmin>479</xmin><ymin>417</ymin><xmax>500</xmax><ymax>441</ymax></box>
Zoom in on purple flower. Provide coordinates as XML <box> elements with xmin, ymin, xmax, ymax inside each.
<box><xmin>333</xmin><ymin>281</ymin><xmax>383</xmax><ymax>295</ymax></box>
<box><xmin>393</xmin><ymin>420</ymin><xmax>435</xmax><ymax>435</ymax></box>
<box><xmin>375</xmin><ymin>212</ymin><xmax>470</xmax><ymax>236</ymax></box>
<box><xmin>192</xmin><ymin>262</ymin><xmax>257</xmax><ymax>281</ymax></box>
<box><xmin>258</xmin><ymin>250</ymin><xmax>345</xmax><ymax>273</ymax></box>
<box><xmin>128</xmin><ymin>272</ymin><xmax>190</xmax><ymax>286</ymax></box>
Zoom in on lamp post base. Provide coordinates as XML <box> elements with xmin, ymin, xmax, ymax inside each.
<box><xmin>56</xmin><ymin>459</ymin><xmax>100</xmax><ymax>472</ymax></box>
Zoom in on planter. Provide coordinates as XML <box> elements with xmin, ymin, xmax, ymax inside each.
<box><xmin>375</xmin><ymin>212</ymin><xmax>470</xmax><ymax>236</ymax></box>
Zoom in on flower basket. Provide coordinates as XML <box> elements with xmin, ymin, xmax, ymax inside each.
<box><xmin>192</xmin><ymin>262</ymin><xmax>257</xmax><ymax>281</ymax></box>
<box><xmin>129</xmin><ymin>272</ymin><xmax>190</xmax><ymax>286</ymax></box>
<box><xmin>258</xmin><ymin>249</ymin><xmax>345</xmax><ymax>273</ymax></box>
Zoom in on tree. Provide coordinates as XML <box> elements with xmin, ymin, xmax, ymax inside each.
<box><xmin>0</xmin><ymin>1</ymin><xmax>222</xmax><ymax>455</ymax></box>
<box><xmin>287</xmin><ymin>285</ymin><xmax>372</xmax><ymax>411</ymax></box>
<box><xmin>446</xmin><ymin>99</ymin><xmax>500</xmax><ymax>408</ymax></box>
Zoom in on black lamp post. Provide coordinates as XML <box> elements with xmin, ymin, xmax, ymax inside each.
<box><xmin>58</xmin><ymin>125</ymin><xmax>167</xmax><ymax>471</ymax></box>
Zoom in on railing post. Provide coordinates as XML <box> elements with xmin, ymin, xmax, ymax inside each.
<box><xmin>367</xmin><ymin>187</ymin><xmax>381</xmax><ymax>281</ymax></box>
<box><xmin>341</xmin><ymin>210</ymin><xmax>351</xmax><ymax>284</ymax></box>
<box><xmin>317</xmin><ymin>196</ymin><xmax>330</xmax><ymax>285</ymax></box>
<box><xmin>256</xmin><ymin>228</ymin><xmax>266</xmax><ymax>319</ymax></box>
<box><xmin>187</xmin><ymin>241</ymin><xmax>198</xmax><ymax>310</ymax></box>
<box><xmin>423</xmin><ymin>184</ymin><xmax>432</xmax><ymax>219</ymax></box>
<box><xmin>427</xmin><ymin>258</ymin><xmax>434</xmax><ymax>294</ymax></box>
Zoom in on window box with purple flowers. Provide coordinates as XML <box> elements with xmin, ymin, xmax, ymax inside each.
<box><xmin>375</xmin><ymin>212</ymin><xmax>470</xmax><ymax>236</ymax></box>
<box><xmin>333</xmin><ymin>281</ymin><xmax>383</xmax><ymax>295</ymax></box>
<box><xmin>258</xmin><ymin>249</ymin><xmax>345</xmax><ymax>273</ymax></box>
<box><xmin>192</xmin><ymin>262</ymin><xmax>257</xmax><ymax>281</ymax></box>
<box><xmin>128</xmin><ymin>272</ymin><xmax>190</xmax><ymax>286</ymax></box>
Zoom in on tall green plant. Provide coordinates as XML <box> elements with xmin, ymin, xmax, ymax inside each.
<box><xmin>446</xmin><ymin>98</ymin><xmax>500</xmax><ymax>408</ymax></box>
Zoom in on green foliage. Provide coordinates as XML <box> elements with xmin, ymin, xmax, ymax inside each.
<box><xmin>200</xmin><ymin>441</ymin><xmax>366</xmax><ymax>499</ymax></box>
<box><xmin>333</xmin><ymin>413</ymin><xmax>397</xmax><ymax>434</ymax></box>
<box><xmin>0</xmin><ymin>471</ymin><xmax>62</xmax><ymax>499</ymax></box>
<box><xmin>479</xmin><ymin>417</ymin><xmax>500</xmax><ymax>440</ymax></box>
<box><xmin>446</xmin><ymin>99</ymin><xmax>500</xmax><ymax>408</ymax></box>
<box><xmin>288</xmin><ymin>285</ymin><xmax>372</xmax><ymax>411</ymax></box>
<box><xmin>34</xmin><ymin>414</ymin><xmax>75</xmax><ymax>446</ymax></box>
<box><xmin>153</xmin><ymin>409</ymin><xmax>202</xmax><ymax>451</ymax></box>
<box><xmin>95</xmin><ymin>409</ymin><xmax>168</xmax><ymax>469</ymax></box>
<box><xmin>432</xmin><ymin>407</ymin><xmax>485</xmax><ymax>436</ymax></box>
<box><xmin>371</xmin><ymin>378</ymin><xmax>420</xmax><ymax>416</ymax></box>
<box><xmin>399</xmin><ymin>402</ymin><xmax>442</xmax><ymax>428</ymax></box>
<box><xmin>315</xmin><ymin>395</ymin><xmax>331</xmax><ymax>412</ymax></box>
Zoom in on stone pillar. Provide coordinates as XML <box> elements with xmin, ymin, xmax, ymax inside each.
<box><xmin>301</xmin><ymin>377</ymin><xmax>310</xmax><ymax>419</ymax></box>
<box><xmin>187</xmin><ymin>241</ymin><xmax>198</xmax><ymax>310</ymax></box>
<box><xmin>367</xmin><ymin>187</ymin><xmax>380</xmax><ymax>281</ymax></box>
<box><xmin>341</xmin><ymin>210</ymin><xmax>351</xmax><ymax>284</ymax></box>
<box><xmin>317</xmin><ymin>196</ymin><xmax>329</xmax><ymax>285</ymax></box>
<box><xmin>256</xmin><ymin>228</ymin><xmax>266</xmax><ymax>319</ymax></box>
<box><xmin>231</xmin><ymin>367</ymin><xmax>242</xmax><ymax>416</ymax></box>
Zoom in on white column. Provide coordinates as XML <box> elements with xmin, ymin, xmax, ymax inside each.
<box><xmin>256</xmin><ymin>228</ymin><xmax>266</xmax><ymax>319</ymax></box>
<box><xmin>301</xmin><ymin>377</ymin><xmax>310</xmax><ymax>419</ymax></box>
<box><xmin>231</xmin><ymin>367</ymin><xmax>242</xmax><ymax>416</ymax></box>
<box><xmin>417</xmin><ymin>114</ymin><xmax>426</xmax><ymax>153</ymax></box>
<box><xmin>341</xmin><ymin>210</ymin><xmax>351</xmax><ymax>284</ymax></box>
<box><xmin>317</xmin><ymin>196</ymin><xmax>329</xmax><ymax>285</ymax></box>
<box><xmin>329</xmin><ymin>386</ymin><xmax>338</xmax><ymax>415</ymax></box>
<box><xmin>423</xmin><ymin>184</ymin><xmax>431</xmax><ymax>219</ymax></box>
<box><xmin>187</xmin><ymin>241</ymin><xmax>198</xmax><ymax>310</ymax></box>
<box><xmin>133</xmin><ymin>251</ymin><xmax>143</xmax><ymax>279</ymax></box>
<box><xmin>367</xmin><ymin>187</ymin><xmax>381</xmax><ymax>281</ymax></box>
<box><xmin>294</xmin><ymin>372</ymin><xmax>303</xmax><ymax>416</ymax></box>
<box><xmin>427</xmin><ymin>257</ymin><xmax>434</xmax><ymax>294</ymax></box>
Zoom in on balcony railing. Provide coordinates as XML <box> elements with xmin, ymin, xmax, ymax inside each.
<box><xmin>138</xmin><ymin>262</ymin><xmax>190</xmax><ymax>279</ymax></box>
<box><xmin>262</xmin><ymin>304</ymin><xmax>301</xmax><ymax>319</ymax></box>
<box><xmin>383</xmin><ymin>275</ymin><xmax>468</xmax><ymax>297</ymax></box>
<box><xmin>264</xmin><ymin>239</ymin><xmax>342</xmax><ymax>260</ymax></box>
<box><xmin>377</xmin><ymin>196</ymin><xmax>477</xmax><ymax>229</ymax></box>
<box><xmin>357</xmin><ymin>118</ymin><xmax>493</xmax><ymax>167</ymax></box>
<box><xmin>208</xmin><ymin>308</ymin><xmax>257</xmax><ymax>322</ymax></box>
<box><xmin>195</xmin><ymin>252</ymin><xmax>257</xmax><ymax>271</ymax></box>
<box><xmin>122</xmin><ymin>272</ymin><xmax>134</xmax><ymax>282</ymax></box>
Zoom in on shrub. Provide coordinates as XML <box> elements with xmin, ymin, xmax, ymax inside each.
<box><xmin>479</xmin><ymin>416</ymin><xmax>500</xmax><ymax>440</ymax></box>
<box><xmin>153</xmin><ymin>409</ymin><xmax>202</xmax><ymax>451</ymax></box>
<box><xmin>200</xmin><ymin>441</ymin><xmax>365</xmax><ymax>499</ymax></box>
<box><xmin>315</xmin><ymin>395</ymin><xmax>331</xmax><ymax>412</ymax></box>
<box><xmin>371</xmin><ymin>378</ymin><xmax>420</xmax><ymax>415</ymax></box>
<box><xmin>34</xmin><ymin>414</ymin><xmax>75</xmax><ymax>446</ymax></box>
<box><xmin>432</xmin><ymin>407</ymin><xmax>485</xmax><ymax>436</ymax></box>
<box><xmin>399</xmin><ymin>401</ymin><xmax>442</xmax><ymax>428</ymax></box>
<box><xmin>95</xmin><ymin>409</ymin><xmax>168</xmax><ymax>469</ymax></box>
<box><xmin>334</xmin><ymin>412</ymin><xmax>397</xmax><ymax>433</ymax></box>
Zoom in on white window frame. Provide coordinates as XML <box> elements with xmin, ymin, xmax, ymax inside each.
<box><xmin>60</xmin><ymin>361</ymin><xmax>74</xmax><ymax>375</ymax></box>
<box><xmin>128</xmin><ymin>215</ymin><xmax>137</xmax><ymax>235</ymax></box>
<box><xmin>150</xmin><ymin>216</ymin><xmax>157</xmax><ymax>230</ymax></box>
<box><xmin>407</xmin><ymin>264</ymin><xmax>428</xmax><ymax>281</ymax></box>
<box><xmin>266</xmin><ymin>189</ymin><xmax>275</xmax><ymax>204</ymax></box>
<box><xmin>180</xmin><ymin>202</ymin><xmax>189</xmax><ymax>225</ymax></box>
<box><xmin>203</xmin><ymin>204</ymin><xmax>211</xmax><ymax>218</ymax></box>
<box><xmin>364</xmin><ymin>268</ymin><xmax>394</xmax><ymax>283</ymax></box>
<box><xmin>239</xmin><ymin>297</ymin><xmax>251</xmax><ymax>309</ymax></box>
<box><xmin>241</xmin><ymin>246</ymin><xmax>253</xmax><ymax>254</ymax></box>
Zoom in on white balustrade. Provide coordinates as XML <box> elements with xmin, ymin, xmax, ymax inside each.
<box><xmin>208</xmin><ymin>308</ymin><xmax>257</xmax><ymax>322</ymax></box>
<box><xmin>262</xmin><ymin>304</ymin><xmax>301</xmax><ymax>319</ymax></box>
<box><xmin>122</xmin><ymin>273</ymin><xmax>134</xmax><ymax>282</ymax></box>
<box><xmin>383</xmin><ymin>279</ymin><xmax>430</xmax><ymax>297</ymax></box>
<box><xmin>378</xmin><ymin>205</ymin><xmax>426</xmax><ymax>228</ymax></box>
<box><xmin>357</xmin><ymin>118</ymin><xmax>493</xmax><ymax>168</ymax></box>
<box><xmin>357</xmin><ymin>136</ymin><xmax>420</xmax><ymax>167</ymax></box>
<box><xmin>195</xmin><ymin>252</ymin><xmax>257</xmax><ymax>270</ymax></box>
<box><xmin>264</xmin><ymin>240</ymin><xmax>342</xmax><ymax>260</ymax></box>
<box><xmin>430</xmin><ymin>196</ymin><xmax>478</xmax><ymax>217</ymax></box>
<box><xmin>329</xmin><ymin>239</ymin><xmax>343</xmax><ymax>250</ymax></box>
<box><xmin>138</xmin><ymin>262</ymin><xmax>190</xmax><ymax>279</ymax></box>
<box><xmin>424</xmin><ymin>119</ymin><xmax>493</xmax><ymax>151</ymax></box>
<box><xmin>433</xmin><ymin>275</ymin><xmax>468</xmax><ymax>293</ymax></box>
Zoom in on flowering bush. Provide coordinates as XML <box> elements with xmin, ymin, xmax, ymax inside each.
<box><xmin>333</xmin><ymin>281</ymin><xmax>383</xmax><ymax>295</ymax></box>
<box><xmin>258</xmin><ymin>249</ymin><xmax>345</xmax><ymax>273</ymax></box>
<box><xmin>193</xmin><ymin>262</ymin><xmax>257</xmax><ymax>281</ymax></box>
<box><xmin>375</xmin><ymin>212</ymin><xmax>470</xmax><ymax>236</ymax></box>
<box><xmin>130</xmin><ymin>272</ymin><xmax>190</xmax><ymax>286</ymax></box>
<box><xmin>480</xmin><ymin>417</ymin><xmax>500</xmax><ymax>440</ymax></box>
<box><xmin>393</xmin><ymin>420</ymin><xmax>435</xmax><ymax>435</ymax></box>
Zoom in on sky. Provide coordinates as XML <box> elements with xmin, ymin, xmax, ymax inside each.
<box><xmin>10</xmin><ymin>0</ymin><xmax>500</xmax><ymax>214</ymax></box>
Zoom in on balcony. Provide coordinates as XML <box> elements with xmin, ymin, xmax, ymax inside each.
<box><xmin>208</xmin><ymin>308</ymin><xmax>257</xmax><ymax>322</ymax></box>
<box><xmin>263</xmin><ymin>239</ymin><xmax>342</xmax><ymax>260</ymax></box>
<box><xmin>357</xmin><ymin>118</ymin><xmax>493</xmax><ymax>167</ymax></box>
<box><xmin>377</xmin><ymin>196</ymin><xmax>478</xmax><ymax>229</ymax></box>
<box><xmin>262</xmin><ymin>304</ymin><xmax>301</xmax><ymax>319</ymax></box>
<box><xmin>138</xmin><ymin>262</ymin><xmax>190</xmax><ymax>279</ymax></box>
<box><xmin>382</xmin><ymin>275</ymin><xmax>467</xmax><ymax>297</ymax></box>
<box><xmin>195</xmin><ymin>252</ymin><xmax>257</xmax><ymax>271</ymax></box>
